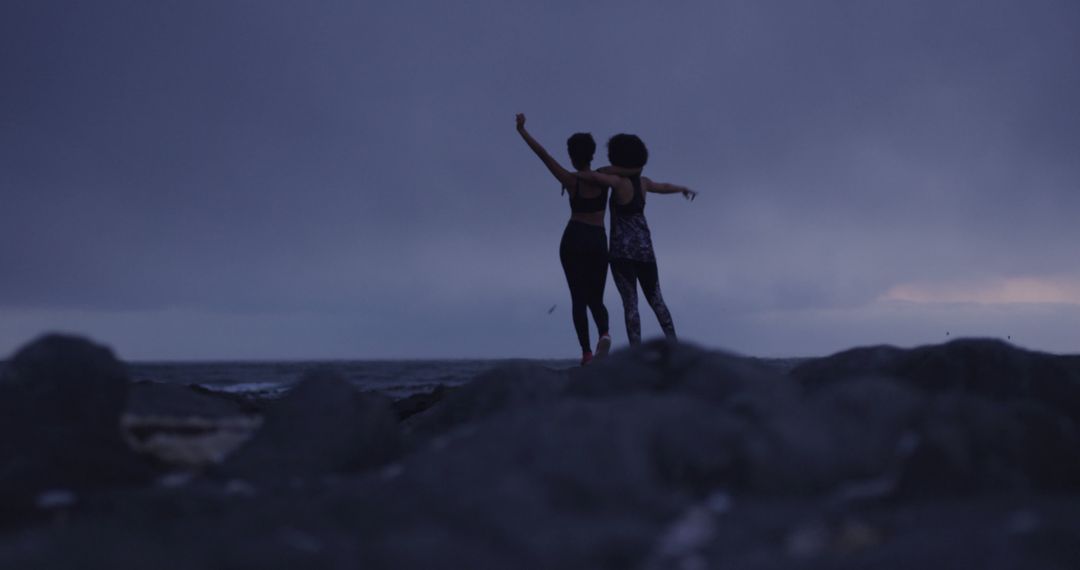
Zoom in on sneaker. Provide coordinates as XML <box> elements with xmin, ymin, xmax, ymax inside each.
<box><xmin>580</xmin><ymin>351</ymin><xmax>594</xmax><ymax>366</ymax></box>
<box><xmin>595</xmin><ymin>334</ymin><xmax>612</xmax><ymax>359</ymax></box>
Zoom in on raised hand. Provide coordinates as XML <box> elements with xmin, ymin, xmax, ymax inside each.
<box><xmin>682</xmin><ymin>189</ymin><xmax>698</xmax><ymax>201</ymax></box>
<box><xmin>515</xmin><ymin>113</ymin><xmax>526</xmax><ymax>131</ymax></box>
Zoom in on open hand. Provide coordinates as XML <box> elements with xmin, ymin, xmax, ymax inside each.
<box><xmin>682</xmin><ymin>189</ymin><xmax>698</xmax><ymax>201</ymax></box>
<box><xmin>515</xmin><ymin>113</ymin><xmax>526</xmax><ymax>131</ymax></box>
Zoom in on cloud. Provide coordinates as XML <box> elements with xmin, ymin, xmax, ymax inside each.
<box><xmin>883</xmin><ymin>276</ymin><xmax>1080</xmax><ymax>305</ymax></box>
<box><xmin>1</xmin><ymin>0</ymin><xmax>1078</xmax><ymax>357</ymax></box>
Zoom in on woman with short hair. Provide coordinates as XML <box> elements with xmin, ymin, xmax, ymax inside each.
<box><xmin>515</xmin><ymin>113</ymin><xmax>612</xmax><ymax>365</ymax></box>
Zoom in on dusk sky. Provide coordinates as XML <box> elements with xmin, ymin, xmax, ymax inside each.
<box><xmin>3</xmin><ymin>0</ymin><xmax>1079</xmax><ymax>360</ymax></box>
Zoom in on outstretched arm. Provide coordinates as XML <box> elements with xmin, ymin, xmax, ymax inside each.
<box><xmin>644</xmin><ymin>177</ymin><xmax>698</xmax><ymax>201</ymax></box>
<box><xmin>515</xmin><ymin>113</ymin><xmax>576</xmax><ymax>189</ymax></box>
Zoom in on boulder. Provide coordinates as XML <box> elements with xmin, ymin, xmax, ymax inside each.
<box><xmin>392</xmin><ymin>384</ymin><xmax>452</xmax><ymax>421</ymax></box>
<box><xmin>0</xmin><ymin>334</ymin><xmax>153</xmax><ymax>511</ymax></box>
<box><xmin>404</xmin><ymin>361</ymin><xmax>568</xmax><ymax>439</ymax></box>
<box><xmin>4</xmin><ymin>339</ymin><xmax>1080</xmax><ymax>568</ymax></box>
<box><xmin>566</xmin><ymin>340</ymin><xmax>1080</xmax><ymax>497</ymax></box>
<box><xmin>123</xmin><ymin>382</ymin><xmax>262</xmax><ymax>468</ymax></box>
<box><xmin>1</xmin><ymin>333</ymin><xmax>128</xmax><ymax>432</ymax></box>
<box><xmin>792</xmin><ymin>339</ymin><xmax>1080</xmax><ymax>420</ymax></box>
<box><xmin>127</xmin><ymin>382</ymin><xmax>255</xmax><ymax>419</ymax></box>
<box><xmin>886</xmin><ymin>394</ymin><xmax>1080</xmax><ymax>498</ymax></box>
<box><xmin>384</xmin><ymin>396</ymin><xmax>738</xmax><ymax>568</ymax></box>
<box><xmin>793</xmin><ymin>339</ymin><xmax>1080</xmax><ymax>496</ymax></box>
<box><xmin>219</xmin><ymin>370</ymin><xmax>401</xmax><ymax>480</ymax></box>
<box><xmin>568</xmin><ymin>339</ymin><xmax>790</xmax><ymax>409</ymax></box>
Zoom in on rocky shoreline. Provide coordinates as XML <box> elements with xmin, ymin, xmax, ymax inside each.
<box><xmin>2</xmin><ymin>334</ymin><xmax>1079</xmax><ymax>568</ymax></box>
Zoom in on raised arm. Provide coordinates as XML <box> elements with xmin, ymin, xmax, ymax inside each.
<box><xmin>643</xmin><ymin>177</ymin><xmax>697</xmax><ymax>201</ymax></box>
<box><xmin>515</xmin><ymin>114</ymin><xmax>576</xmax><ymax>189</ymax></box>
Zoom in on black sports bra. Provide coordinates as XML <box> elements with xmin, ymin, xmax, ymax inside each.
<box><xmin>566</xmin><ymin>178</ymin><xmax>608</xmax><ymax>214</ymax></box>
<box><xmin>610</xmin><ymin>175</ymin><xmax>645</xmax><ymax>216</ymax></box>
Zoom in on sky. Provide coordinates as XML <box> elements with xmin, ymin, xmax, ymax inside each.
<box><xmin>2</xmin><ymin>0</ymin><xmax>1079</xmax><ymax>360</ymax></box>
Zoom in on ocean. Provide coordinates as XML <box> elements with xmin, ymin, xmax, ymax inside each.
<box><xmin>129</xmin><ymin>356</ymin><xmax>808</xmax><ymax>400</ymax></box>
<box><xmin>128</xmin><ymin>359</ymin><xmax>579</xmax><ymax>400</ymax></box>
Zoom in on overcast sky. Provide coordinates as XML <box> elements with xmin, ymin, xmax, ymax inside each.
<box><xmin>2</xmin><ymin>0</ymin><xmax>1079</xmax><ymax>360</ymax></box>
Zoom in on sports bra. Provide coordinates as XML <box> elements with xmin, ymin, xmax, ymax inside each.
<box><xmin>610</xmin><ymin>175</ymin><xmax>645</xmax><ymax>216</ymax></box>
<box><xmin>566</xmin><ymin>178</ymin><xmax>608</xmax><ymax>214</ymax></box>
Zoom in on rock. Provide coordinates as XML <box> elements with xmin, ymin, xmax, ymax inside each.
<box><xmin>404</xmin><ymin>362</ymin><xmax>568</xmax><ymax>439</ymax></box>
<box><xmin>807</xmin><ymin>377</ymin><xmax>926</xmax><ymax>491</ymax></box>
<box><xmin>219</xmin><ymin>370</ymin><xmax>401</xmax><ymax>480</ymax></box>
<box><xmin>0</xmin><ymin>334</ymin><xmax>154</xmax><ymax>513</ymax></box>
<box><xmin>891</xmin><ymin>395</ymin><xmax>1080</xmax><ymax>497</ymax></box>
<box><xmin>566</xmin><ymin>341</ymin><xmax>880</xmax><ymax>495</ymax></box>
<box><xmin>121</xmin><ymin>383</ymin><xmax>263</xmax><ymax>468</ymax></box>
<box><xmin>1</xmin><ymin>333</ymin><xmax>128</xmax><ymax>432</ymax></box>
<box><xmin>127</xmin><ymin>382</ymin><xmax>256</xmax><ymax>419</ymax></box>
<box><xmin>794</xmin><ymin>339</ymin><xmax>1080</xmax><ymax>496</ymax></box>
<box><xmin>122</xmin><ymin>382</ymin><xmax>263</xmax><ymax>467</ymax></box>
<box><xmin>186</xmin><ymin>384</ymin><xmax>274</xmax><ymax>413</ymax></box>
<box><xmin>790</xmin><ymin>345</ymin><xmax>906</xmax><ymax>387</ymax></box>
<box><xmin>392</xmin><ymin>384</ymin><xmax>452</xmax><ymax>421</ymax></box>
<box><xmin>572</xmin><ymin>340</ymin><xmax>1080</xmax><ymax>497</ymax></box>
<box><xmin>385</xmin><ymin>396</ymin><xmax>729</xmax><ymax>567</ymax></box>
<box><xmin>568</xmin><ymin>339</ymin><xmax>788</xmax><ymax>406</ymax></box>
<box><xmin>3</xmin><ymin>337</ymin><xmax>1080</xmax><ymax>568</ymax></box>
<box><xmin>792</xmin><ymin>338</ymin><xmax>1080</xmax><ymax>420</ymax></box>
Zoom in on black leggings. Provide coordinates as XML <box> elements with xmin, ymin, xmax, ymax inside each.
<box><xmin>559</xmin><ymin>221</ymin><xmax>610</xmax><ymax>352</ymax></box>
<box><xmin>610</xmin><ymin>258</ymin><xmax>676</xmax><ymax>345</ymax></box>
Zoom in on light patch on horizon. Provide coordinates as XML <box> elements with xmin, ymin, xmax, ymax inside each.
<box><xmin>882</xmin><ymin>276</ymin><xmax>1080</xmax><ymax>305</ymax></box>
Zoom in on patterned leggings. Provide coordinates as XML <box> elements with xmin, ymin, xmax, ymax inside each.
<box><xmin>610</xmin><ymin>258</ymin><xmax>676</xmax><ymax>345</ymax></box>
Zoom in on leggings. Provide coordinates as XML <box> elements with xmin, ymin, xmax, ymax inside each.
<box><xmin>610</xmin><ymin>258</ymin><xmax>676</xmax><ymax>345</ymax></box>
<box><xmin>559</xmin><ymin>221</ymin><xmax>610</xmax><ymax>352</ymax></box>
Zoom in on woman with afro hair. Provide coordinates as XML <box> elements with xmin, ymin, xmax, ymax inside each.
<box><xmin>574</xmin><ymin>133</ymin><xmax>697</xmax><ymax>345</ymax></box>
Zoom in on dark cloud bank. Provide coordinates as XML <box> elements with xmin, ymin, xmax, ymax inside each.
<box><xmin>2</xmin><ymin>0</ymin><xmax>1079</xmax><ymax>358</ymax></box>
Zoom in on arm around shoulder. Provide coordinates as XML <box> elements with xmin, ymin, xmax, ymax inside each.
<box><xmin>575</xmin><ymin>170</ymin><xmax>623</xmax><ymax>188</ymax></box>
<box><xmin>597</xmin><ymin>165</ymin><xmax>643</xmax><ymax>176</ymax></box>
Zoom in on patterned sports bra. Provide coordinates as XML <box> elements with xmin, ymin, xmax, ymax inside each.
<box><xmin>609</xmin><ymin>175</ymin><xmax>655</xmax><ymax>262</ymax></box>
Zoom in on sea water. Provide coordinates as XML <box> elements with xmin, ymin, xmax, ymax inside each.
<box><xmin>129</xmin><ymin>359</ymin><xmax>578</xmax><ymax>400</ymax></box>
<box><xmin>129</xmin><ymin>356</ymin><xmax>807</xmax><ymax>400</ymax></box>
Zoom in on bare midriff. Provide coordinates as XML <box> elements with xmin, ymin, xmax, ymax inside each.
<box><xmin>570</xmin><ymin>211</ymin><xmax>605</xmax><ymax>226</ymax></box>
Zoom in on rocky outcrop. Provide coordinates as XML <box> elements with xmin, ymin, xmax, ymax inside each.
<box><xmin>1</xmin><ymin>333</ymin><xmax>129</xmax><ymax>431</ymax></box>
<box><xmin>568</xmin><ymin>340</ymin><xmax>787</xmax><ymax>405</ymax></box>
<box><xmin>404</xmin><ymin>361</ymin><xmax>568</xmax><ymax>439</ymax></box>
<box><xmin>391</xmin><ymin>384</ymin><xmax>452</xmax><ymax>421</ymax></box>
<box><xmin>792</xmin><ymin>338</ymin><xmax>1080</xmax><ymax>496</ymax></box>
<box><xmin>123</xmin><ymin>382</ymin><xmax>262</xmax><ymax>467</ymax></box>
<box><xmin>219</xmin><ymin>370</ymin><xmax>401</xmax><ymax>480</ymax></box>
<box><xmin>0</xmin><ymin>334</ymin><xmax>153</xmax><ymax>514</ymax></box>
<box><xmin>2</xmin><ymin>336</ymin><xmax>1080</xmax><ymax>569</ymax></box>
<box><xmin>792</xmin><ymin>338</ymin><xmax>1080</xmax><ymax>418</ymax></box>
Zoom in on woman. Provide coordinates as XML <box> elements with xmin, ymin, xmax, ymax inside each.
<box><xmin>576</xmin><ymin>134</ymin><xmax>696</xmax><ymax>345</ymax></box>
<box><xmin>515</xmin><ymin>113</ymin><xmax>612</xmax><ymax>365</ymax></box>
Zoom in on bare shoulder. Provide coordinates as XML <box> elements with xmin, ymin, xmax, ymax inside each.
<box><xmin>611</xmin><ymin>176</ymin><xmax>635</xmax><ymax>204</ymax></box>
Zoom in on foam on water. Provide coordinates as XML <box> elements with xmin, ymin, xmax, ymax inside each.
<box><xmin>196</xmin><ymin>381</ymin><xmax>292</xmax><ymax>399</ymax></box>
